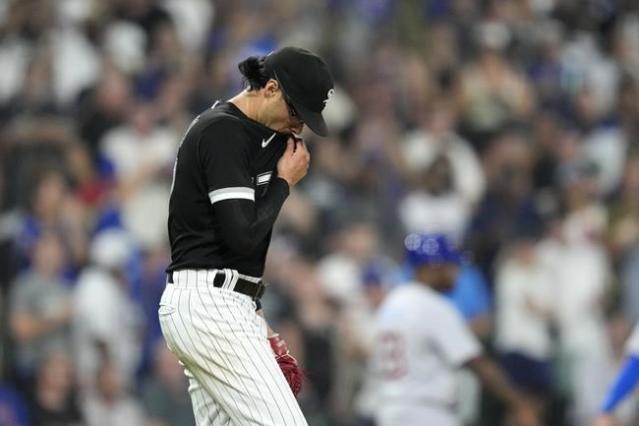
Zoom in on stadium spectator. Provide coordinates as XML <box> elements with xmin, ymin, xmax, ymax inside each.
<box><xmin>8</xmin><ymin>231</ymin><xmax>72</xmax><ymax>379</ymax></box>
<box><xmin>26</xmin><ymin>351</ymin><xmax>83</xmax><ymax>426</ymax></box>
<box><xmin>72</xmin><ymin>229</ymin><xmax>143</xmax><ymax>389</ymax></box>
<box><xmin>140</xmin><ymin>341</ymin><xmax>194</xmax><ymax>426</ymax></box>
<box><xmin>83</xmin><ymin>358</ymin><xmax>145</xmax><ymax>426</ymax></box>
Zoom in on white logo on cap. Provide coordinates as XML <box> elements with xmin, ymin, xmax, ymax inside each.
<box><xmin>323</xmin><ymin>88</ymin><xmax>335</xmax><ymax>106</ymax></box>
<box><xmin>404</xmin><ymin>234</ymin><xmax>421</xmax><ymax>251</ymax></box>
<box><xmin>422</xmin><ymin>238</ymin><xmax>440</xmax><ymax>255</ymax></box>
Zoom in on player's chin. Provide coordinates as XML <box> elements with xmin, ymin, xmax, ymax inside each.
<box><xmin>277</xmin><ymin>126</ymin><xmax>298</xmax><ymax>136</ymax></box>
<box><xmin>289</xmin><ymin>123</ymin><xmax>304</xmax><ymax>135</ymax></box>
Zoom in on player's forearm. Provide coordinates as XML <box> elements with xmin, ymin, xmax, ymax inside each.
<box><xmin>214</xmin><ymin>177</ymin><xmax>289</xmax><ymax>253</ymax></box>
<box><xmin>466</xmin><ymin>355</ymin><xmax>523</xmax><ymax>408</ymax></box>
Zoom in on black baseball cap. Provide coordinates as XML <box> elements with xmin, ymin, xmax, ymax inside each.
<box><xmin>264</xmin><ymin>47</ymin><xmax>334</xmax><ymax>136</ymax></box>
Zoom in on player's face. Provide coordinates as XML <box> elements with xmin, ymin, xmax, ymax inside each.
<box><xmin>262</xmin><ymin>80</ymin><xmax>304</xmax><ymax>135</ymax></box>
<box><xmin>441</xmin><ymin>264</ymin><xmax>460</xmax><ymax>290</ymax></box>
<box><xmin>277</xmin><ymin>90</ymin><xmax>304</xmax><ymax>134</ymax></box>
<box><xmin>425</xmin><ymin>264</ymin><xmax>459</xmax><ymax>291</ymax></box>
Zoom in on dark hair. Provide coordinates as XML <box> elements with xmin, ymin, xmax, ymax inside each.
<box><xmin>238</xmin><ymin>56</ymin><xmax>271</xmax><ymax>90</ymax></box>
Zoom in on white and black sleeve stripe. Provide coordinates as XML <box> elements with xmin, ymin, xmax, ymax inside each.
<box><xmin>209</xmin><ymin>187</ymin><xmax>255</xmax><ymax>204</ymax></box>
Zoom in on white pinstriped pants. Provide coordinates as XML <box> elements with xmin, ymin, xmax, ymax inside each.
<box><xmin>159</xmin><ymin>270</ymin><xmax>308</xmax><ymax>426</ymax></box>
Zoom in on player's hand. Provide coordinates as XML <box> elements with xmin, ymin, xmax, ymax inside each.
<box><xmin>594</xmin><ymin>414</ymin><xmax>619</xmax><ymax>426</ymax></box>
<box><xmin>268</xmin><ymin>333</ymin><xmax>303</xmax><ymax>397</ymax></box>
<box><xmin>277</xmin><ymin>136</ymin><xmax>310</xmax><ymax>187</ymax></box>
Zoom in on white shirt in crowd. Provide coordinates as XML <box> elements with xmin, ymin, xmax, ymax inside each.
<box><xmin>372</xmin><ymin>283</ymin><xmax>481</xmax><ymax>408</ymax></box>
<box><xmin>100</xmin><ymin>124</ymin><xmax>176</xmax><ymax>182</ymax></box>
<box><xmin>494</xmin><ymin>249</ymin><xmax>554</xmax><ymax>360</ymax></box>
<box><xmin>84</xmin><ymin>394</ymin><xmax>145</xmax><ymax>426</ymax></box>
<box><xmin>73</xmin><ymin>267</ymin><xmax>143</xmax><ymax>388</ymax></box>
<box><xmin>398</xmin><ymin>192</ymin><xmax>470</xmax><ymax>243</ymax></box>
<box><xmin>538</xmin><ymin>237</ymin><xmax>614</xmax><ymax>425</ymax></box>
<box><xmin>544</xmin><ymin>240</ymin><xmax>610</xmax><ymax>352</ymax></box>
<box><xmin>400</xmin><ymin>131</ymin><xmax>485</xmax><ymax>206</ymax></box>
<box><xmin>100</xmin><ymin>122</ymin><xmax>177</xmax><ymax>249</ymax></box>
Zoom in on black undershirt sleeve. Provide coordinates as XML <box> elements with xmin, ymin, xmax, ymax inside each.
<box><xmin>213</xmin><ymin>177</ymin><xmax>290</xmax><ymax>255</ymax></box>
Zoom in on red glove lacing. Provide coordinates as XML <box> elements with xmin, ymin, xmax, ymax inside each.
<box><xmin>268</xmin><ymin>334</ymin><xmax>303</xmax><ymax>397</ymax></box>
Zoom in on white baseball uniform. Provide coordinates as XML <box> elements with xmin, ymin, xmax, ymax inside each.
<box><xmin>164</xmin><ymin>100</ymin><xmax>306</xmax><ymax>425</ymax></box>
<box><xmin>371</xmin><ymin>282</ymin><xmax>482</xmax><ymax>426</ymax></box>
<box><xmin>159</xmin><ymin>270</ymin><xmax>307</xmax><ymax>426</ymax></box>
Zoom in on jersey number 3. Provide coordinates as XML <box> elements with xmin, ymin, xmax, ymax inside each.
<box><xmin>377</xmin><ymin>331</ymin><xmax>407</xmax><ymax>379</ymax></box>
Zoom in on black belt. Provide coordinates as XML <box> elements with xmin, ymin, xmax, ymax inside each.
<box><xmin>167</xmin><ymin>270</ymin><xmax>265</xmax><ymax>301</ymax></box>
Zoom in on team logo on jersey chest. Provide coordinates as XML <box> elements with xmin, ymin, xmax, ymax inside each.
<box><xmin>256</xmin><ymin>172</ymin><xmax>272</xmax><ymax>186</ymax></box>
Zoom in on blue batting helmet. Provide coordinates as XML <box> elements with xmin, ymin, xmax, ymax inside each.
<box><xmin>404</xmin><ymin>233</ymin><xmax>463</xmax><ymax>267</ymax></box>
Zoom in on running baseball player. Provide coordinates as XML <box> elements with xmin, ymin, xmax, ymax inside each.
<box><xmin>372</xmin><ymin>233</ymin><xmax>539</xmax><ymax>426</ymax></box>
<box><xmin>159</xmin><ymin>47</ymin><xmax>333</xmax><ymax>426</ymax></box>
<box><xmin>594</xmin><ymin>321</ymin><xmax>639</xmax><ymax>426</ymax></box>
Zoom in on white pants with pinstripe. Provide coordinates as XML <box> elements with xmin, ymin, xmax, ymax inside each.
<box><xmin>159</xmin><ymin>269</ymin><xmax>308</xmax><ymax>426</ymax></box>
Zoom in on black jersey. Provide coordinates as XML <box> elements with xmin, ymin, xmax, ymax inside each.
<box><xmin>167</xmin><ymin>101</ymin><xmax>288</xmax><ymax>277</ymax></box>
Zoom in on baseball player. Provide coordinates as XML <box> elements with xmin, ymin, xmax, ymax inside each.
<box><xmin>159</xmin><ymin>47</ymin><xmax>333</xmax><ymax>426</ymax></box>
<box><xmin>594</xmin><ymin>322</ymin><xmax>639</xmax><ymax>426</ymax></box>
<box><xmin>372</xmin><ymin>233</ymin><xmax>539</xmax><ymax>426</ymax></box>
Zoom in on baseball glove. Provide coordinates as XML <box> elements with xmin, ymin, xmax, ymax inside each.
<box><xmin>268</xmin><ymin>334</ymin><xmax>303</xmax><ymax>397</ymax></box>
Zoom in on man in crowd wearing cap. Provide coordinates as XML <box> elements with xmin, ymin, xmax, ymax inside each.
<box><xmin>371</xmin><ymin>233</ymin><xmax>539</xmax><ymax>426</ymax></box>
<box><xmin>159</xmin><ymin>47</ymin><xmax>334</xmax><ymax>425</ymax></box>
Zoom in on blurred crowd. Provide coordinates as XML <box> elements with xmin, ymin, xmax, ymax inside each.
<box><xmin>0</xmin><ymin>0</ymin><xmax>639</xmax><ymax>425</ymax></box>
